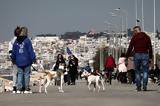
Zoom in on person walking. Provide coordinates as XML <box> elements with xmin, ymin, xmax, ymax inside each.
<box><xmin>72</xmin><ymin>55</ymin><xmax>78</xmax><ymax>80</ymax></box>
<box><xmin>8</xmin><ymin>26</ymin><xmax>21</xmax><ymax>93</ymax></box>
<box><xmin>67</xmin><ymin>55</ymin><xmax>78</xmax><ymax>85</ymax></box>
<box><xmin>126</xmin><ymin>26</ymin><xmax>153</xmax><ymax>91</ymax></box>
<box><xmin>11</xmin><ymin>27</ymin><xmax>36</xmax><ymax>94</ymax></box>
<box><xmin>53</xmin><ymin>54</ymin><xmax>66</xmax><ymax>92</ymax></box>
<box><xmin>104</xmin><ymin>54</ymin><xmax>116</xmax><ymax>84</ymax></box>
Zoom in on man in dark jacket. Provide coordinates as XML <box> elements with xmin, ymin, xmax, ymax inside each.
<box><xmin>126</xmin><ymin>26</ymin><xmax>153</xmax><ymax>91</ymax></box>
<box><xmin>68</xmin><ymin>55</ymin><xmax>78</xmax><ymax>85</ymax></box>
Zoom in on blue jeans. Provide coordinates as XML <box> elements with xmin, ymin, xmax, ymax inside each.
<box><xmin>134</xmin><ymin>53</ymin><xmax>149</xmax><ymax>88</ymax></box>
<box><xmin>12</xmin><ymin>64</ymin><xmax>17</xmax><ymax>87</ymax></box>
<box><xmin>17</xmin><ymin>66</ymin><xmax>31</xmax><ymax>90</ymax></box>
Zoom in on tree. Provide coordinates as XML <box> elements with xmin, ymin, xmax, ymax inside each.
<box><xmin>92</xmin><ymin>47</ymin><xmax>109</xmax><ymax>70</ymax></box>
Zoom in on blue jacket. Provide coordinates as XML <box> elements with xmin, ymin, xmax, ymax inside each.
<box><xmin>11</xmin><ymin>37</ymin><xmax>36</xmax><ymax>67</ymax></box>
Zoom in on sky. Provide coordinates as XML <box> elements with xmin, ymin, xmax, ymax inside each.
<box><xmin>0</xmin><ymin>0</ymin><xmax>159</xmax><ymax>42</ymax></box>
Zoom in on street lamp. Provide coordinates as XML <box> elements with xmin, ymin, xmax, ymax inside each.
<box><xmin>110</xmin><ymin>12</ymin><xmax>123</xmax><ymax>53</ymax></box>
<box><xmin>114</xmin><ymin>8</ymin><xmax>128</xmax><ymax>34</ymax></box>
<box><xmin>142</xmin><ymin>0</ymin><xmax>144</xmax><ymax>31</ymax></box>
<box><xmin>104</xmin><ymin>21</ymin><xmax>119</xmax><ymax>33</ymax></box>
<box><xmin>135</xmin><ymin>0</ymin><xmax>138</xmax><ymax>26</ymax></box>
<box><xmin>104</xmin><ymin>21</ymin><xmax>111</xmax><ymax>32</ymax></box>
<box><xmin>109</xmin><ymin>12</ymin><xmax>124</xmax><ymax>34</ymax></box>
<box><xmin>99</xmin><ymin>36</ymin><xmax>104</xmax><ymax>71</ymax></box>
<box><xmin>104</xmin><ymin>21</ymin><xmax>117</xmax><ymax>61</ymax></box>
<box><xmin>153</xmin><ymin>0</ymin><xmax>156</xmax><ymax>67</ymax></box>
<box><xmin>108</xmin><ymin>12</ymin><xmax>124</xmax><ymax>63</ymax></box>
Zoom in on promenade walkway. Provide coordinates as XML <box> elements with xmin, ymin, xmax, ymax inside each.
<box><xmin>0</xmin><ymin>80</ymin><xmax>160</xmax><ymax>106</ymax></box>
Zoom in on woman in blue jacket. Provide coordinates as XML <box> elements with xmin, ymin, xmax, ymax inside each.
<box><xmin>11</xmin><ymin>27</ymin><xmax>36</xmax><ymax>94</ymax></box>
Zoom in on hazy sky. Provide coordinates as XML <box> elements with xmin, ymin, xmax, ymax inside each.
<box><xmin>0</xmin><ymin>0</ymin><xmax>159</xmax><ymax>42</ymax></box>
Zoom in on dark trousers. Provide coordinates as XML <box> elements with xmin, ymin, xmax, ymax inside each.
<box><xmin>105</xmin><ymin>68</ymin><xmax>113</xmax><ymax>85</ymax></box>
<box><xmin>70</xmin><ymin>73</ymin><xmax>76</xmax><ymax>85</ymax></box>
<box><xmin>64</xmin><ymin>74</ymin><xmax>68</xmax><ymax>83</ymax></box>
<box><xmin>119</xmin><ymin>72</ymin><xmax>127</xmax><ymax>83</ymax></box>
<box><xmin>127</xmin><ymin>69</ymin><xmax>135</xmax><ymax>84</ymax></box>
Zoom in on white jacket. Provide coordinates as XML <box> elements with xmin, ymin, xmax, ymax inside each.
<box><xmin>118</xmin><ymin>57</ymin><xmax>127</xmax><ymax>72</ymax></box>
<box><xmin>8</xmin><ymin>37</ymin><xmax>17</xmax><ymax>53</ymax></box>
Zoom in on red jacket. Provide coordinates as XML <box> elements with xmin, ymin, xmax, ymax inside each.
<box><xmin>126</xmin><ymin>32</ymin><xmax>153</xmax><ymax>59</ymax></box>
<box><xmin>105</xmin><ymin>55</ymin><xmax>116</xmax><ymax>68</ymax></box>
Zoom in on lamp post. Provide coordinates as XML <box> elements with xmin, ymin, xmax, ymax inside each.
<box><xmin>104</xmin><ymin>21</ymin><xmax>119</xmax><ymax>33</ymax></box>
<box><xmin>153</xmin><ymin>0</ymin><xmax>156</xmax><ymax>67</ymax></box>
<box><xmin>111</xmin><ymin>12</ymin><xmax>124</xmax><ymax>58</ymax></box>
<box><xmin>142</xmin><ymin>0</ymin><xmax>145</xmax><ymax>31</ymax></box>
<box><xmin>99</xmin><ymin>36</ymin><xmax>104</xmax><ymax>71</ymax></box>
<box><xmin>109</xmin><ymin>12</ymin><xmax>124</xmax><ymax>34</ymax></box>
<box><xmin>114</xmin><ymin>8</ymin><xmax>128</xmax><ymax>35</ymax></box>
<box><xmin>104</xmin><ymin>21</ymin><xmax>111</xmax><ymax>33</ymax></box>
<box><xmin>135</xmin><ymin>0</ymin><xmax>138</xmax><ymax>26</ymax></box>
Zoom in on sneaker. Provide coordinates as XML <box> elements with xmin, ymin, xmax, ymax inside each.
<box><xmin>12</xmin><ymin>91</ymin><xmax>16</xmax><ymax>94</ymax></box>
<box><xmin>24</xmin><ymin>90</ymin><xmax>32</xmax><ymax>94</ymax></box>
<box><xmin>16</xmin><ymin>90</ymin><xmax>22</xmax><ymax>94</ymax></box>
<box><xmin>24</xmin><ymin>88</ymin><xmax>32</xmax><ymax>94</ymax></box>
<box><xmin>12</xmin><ymin>86</ymin><xmax>17</xmax><ymax>94</ymax></box>
<box><xmin>59</xmin><ymin>89</ymin><xmax>64</xmax><ymax>93</ymax></box>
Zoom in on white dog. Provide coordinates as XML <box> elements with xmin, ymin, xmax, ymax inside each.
<box><xmin>38</xmin><ymin>70</ymin><xmax>64</xmax><ymax>93</ymax></box>
<box><xmin>81</xmin><ymin>70</ymin><xmax>105</xmax><ymax>92</ymax></box>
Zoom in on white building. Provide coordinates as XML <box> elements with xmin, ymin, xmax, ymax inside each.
<box><xmin>33</xmin><ymin>36</ymin><xmax>60</xmax><ymax>42</ymax></box>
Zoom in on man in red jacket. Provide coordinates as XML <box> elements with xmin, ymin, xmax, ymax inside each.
<box><xmin>126</xmin><ymin>26</ymin><xmax>153</xmax><ymax>91</ymax></box>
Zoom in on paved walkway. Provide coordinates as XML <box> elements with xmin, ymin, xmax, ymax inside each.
<box><xmin>0</xmin><ymin>80</ymin><xmax>160</xmax><ymax>106</ymax></box>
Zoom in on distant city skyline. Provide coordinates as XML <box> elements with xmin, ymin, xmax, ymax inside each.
<box><xmin>0</xmin><ymin>0</ymin><xmax>160</xmax><ymax>42</ymax></box>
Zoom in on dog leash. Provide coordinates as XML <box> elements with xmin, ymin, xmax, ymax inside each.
<box><xmin>31</xmin><ymin>65</ymin><xmax>38</xmax><ymax>72</ymax></box>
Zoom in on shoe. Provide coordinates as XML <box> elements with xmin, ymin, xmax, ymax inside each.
<box><xmin>16</xmin><ymin>90</ymin><xmax>22</xmax><ymax>94</ymax></box>
<box><xmin>143</xmin><ymin>87</ymin><xmax>147</xmax><ymax>91</ymax></box>
<box><xmin>72</xmin><ymin>82</ymin><xmax>76</xmax><ymax>85</ymax></box>
<box><xmin>59</xmin><ymin>89</ymin><xmax>64</xmax><ymax>93</ymax></box>
<box><xmin>71</xmin><ymin>82</ymin><xmax>75</xmax><ymax>85</ymax></box>
<box><xmin>12</xmin><ymin>86</ymin><xmax>17</xmax><ymax>94</ymax></box>
<box><xmin>22</xmin><ymin>87</ymin><xmax>25</xmax><ymax>92</ymax></box>
<box><xmin>24</xmin><ymin>90</ymin><xmax>32</xmax><ymax>94</ymax></box>
<box><xmin>136</xmin><ymin>87</ymin><xmax>141</xmax><ymax>91</ymax></box>
<box><xmin>24</xmin><ymin>88</ymin><xmax>32</xmax><ymax>94</ymax></box>
<box><xmin>12</xmin><ymin>91</ymin><xmax>16</xmax><ymax>94</ymax></box>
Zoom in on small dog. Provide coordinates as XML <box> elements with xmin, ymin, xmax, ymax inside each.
<box><xmin>81</xmin><ymin>71</ymin><xmax>105</xmax><ymax>92</ymax></box>
<box><xmin>38</xmin><ymin>70</ymin><xmax>64</xmax><ymax>93</ymax></box>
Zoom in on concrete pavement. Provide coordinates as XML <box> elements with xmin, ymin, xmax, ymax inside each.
<box><xmin>0</xmin><ymin>80</ymin><xmax>160</xmax><ymax>106</ymax></box>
